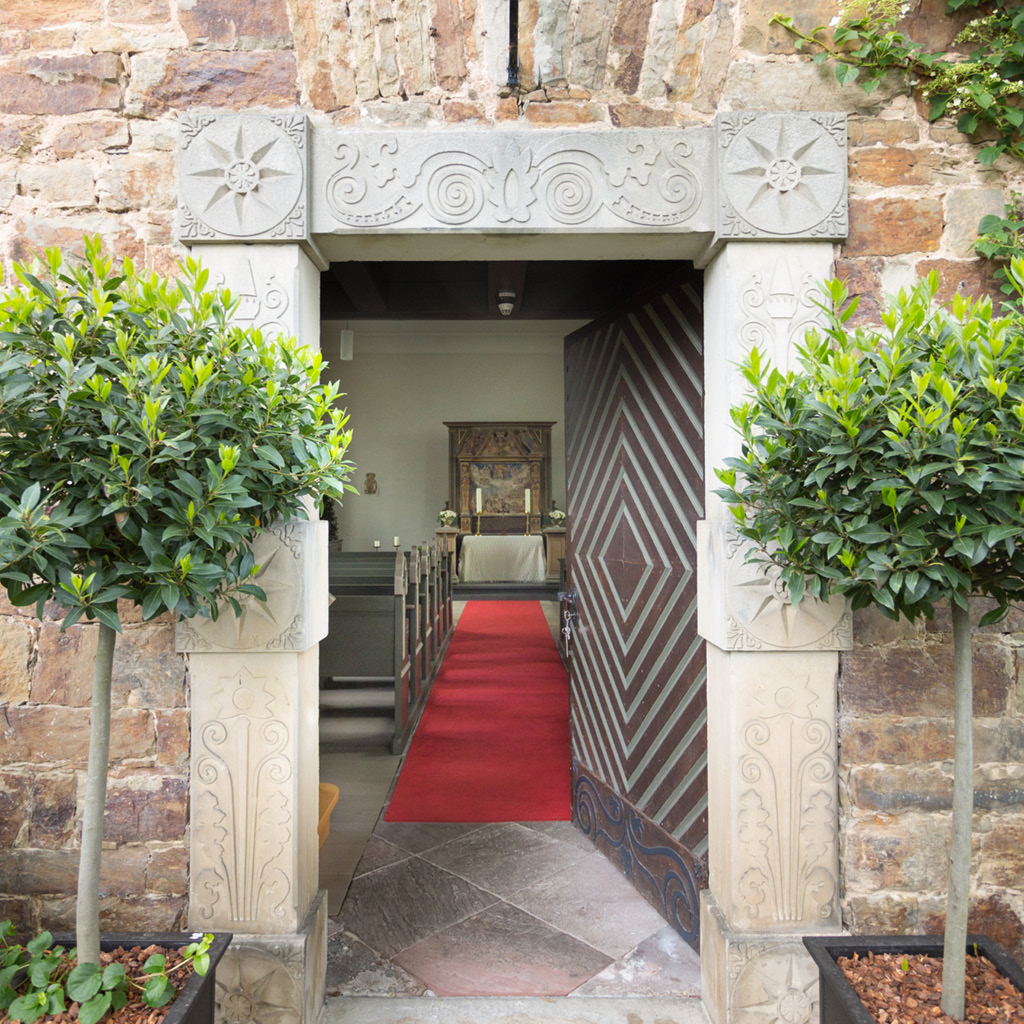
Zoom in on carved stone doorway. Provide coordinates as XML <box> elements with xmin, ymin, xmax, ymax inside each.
<box><xmin>177</xmin><ymin>111</ymin><xmax>851</xmax><ymax>1024</ymax></box>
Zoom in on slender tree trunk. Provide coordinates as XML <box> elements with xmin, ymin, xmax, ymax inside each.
<box><xmin>76</xmin><ymin>621</ymin><xmax>117</xmax><ymax>966</ymax></box>
<box><xmin>941</xmin><ymin>599</ymin><xmax>972</xmax><ymax>1020</ymax></box>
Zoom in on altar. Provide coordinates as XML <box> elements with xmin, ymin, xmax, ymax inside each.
<box><xmin>458</xmin><ymin>535</ymin><xmax>546</xmax><ymax>583</ymax></box>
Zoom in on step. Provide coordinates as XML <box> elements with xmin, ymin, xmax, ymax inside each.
<box><xmin>320</xmin><ymin>688</ymin><xmax>393</xmax><ymax>711</ymax></box>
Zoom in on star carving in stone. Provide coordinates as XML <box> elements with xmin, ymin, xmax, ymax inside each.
<box><xmin>734</xmin><ymin>560</ymin><xmax>837</xmax><ymax>647</ymax></box>
<box><xmin>228</xmin><ymin>546</ymin><xmax>292</xmax><ymax>645</ymax></box>
<box><xmin>738</xmin><ymin>952</ymin><xmax>818</xmax><ymax>1024</ymax></box>
<box><xmin>732</xmin><ymin>122</ymin><xmax>837</xmax><ymax>220</ymax></box>
<box><xmin>188</xmin><ymin>125</ymin><xmax>295</xmax><ymax>232</ymax></box>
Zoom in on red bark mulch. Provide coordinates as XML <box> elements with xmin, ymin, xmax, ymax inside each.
<box><xmin>838</xmin><ymin>950</ymin><xmax>1023</xmax><ymax>1023</ymax></box>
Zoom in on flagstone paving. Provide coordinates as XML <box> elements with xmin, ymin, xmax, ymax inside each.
<box><xmin>326</xmin><ymin>817</ymin><xmax>701</xmax><ymax>998</ymax></box>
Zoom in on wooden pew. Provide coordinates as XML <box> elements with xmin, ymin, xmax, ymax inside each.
<box><xmin>319</xmin><ymin>550</ymin><xmax>417</xmax><ymax>753</ymax></box>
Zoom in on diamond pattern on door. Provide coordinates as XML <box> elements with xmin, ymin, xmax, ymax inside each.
<box><xmin>565</xmin><ymin>271</ymin><xmax>707</xmax><ymax>862</ymax></box>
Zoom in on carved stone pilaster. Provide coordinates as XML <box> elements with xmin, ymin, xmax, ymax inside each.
<box><xmin>705</xmin><ymin>644</ymin><xmax>840</xmax><ymax>934</ymax></box>
<box><xmin>698</xmin><ymin>521</ymin><xmax>852</xmax><ymax>653</ymax></box>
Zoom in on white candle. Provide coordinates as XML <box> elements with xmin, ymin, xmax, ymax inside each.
<box><xmin>524</xmin><ymin>489</ymin><xmax>531</xmax><ymax>513</ymax></box>
<box><xmin>476</xmin><ymin>488</ymin><xmax>482</xmax><ymax>513</ymax></box>
<box><xmin>393</xmin><ymin>536</ymin><xmax>400</xmax><ymax>546</ymax></box>
<box><xmin>373</xmin><ymin>540</ymin><xmax>380</xmax><ymax>549</ymax></box>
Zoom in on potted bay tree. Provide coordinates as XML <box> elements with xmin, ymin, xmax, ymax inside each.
<box><xmin>714</xmin><ymin>261</ymin><xmax>1024</xmax><ymax>1021</ymax></box>
<box><xmin>0</xmin><ymin>237</ymin><xmax>354</xmax><ymax>1023</ymax></box>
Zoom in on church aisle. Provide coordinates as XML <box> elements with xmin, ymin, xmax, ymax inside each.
<box><xmin>319</xmin><ymin>603</ymin><xmax>700</xmax><ymax>1001</ymax></box>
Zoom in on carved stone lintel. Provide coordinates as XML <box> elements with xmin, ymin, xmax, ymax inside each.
<box><xmin>698</xmin><ymin>520</ymin><xmax>852</xmax><ymax>652</ymax></box>
<box><xmin>314</xmin><ymin>128</ymin><xmax>712</xmax><ymax>235</ymax></box>
<box><xmin>178</xmin><ymin>112</ymin><xmax>849</xmax><ymax>246</ymax></box>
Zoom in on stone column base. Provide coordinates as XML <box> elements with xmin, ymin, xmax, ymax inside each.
<box><xmin>214</xmin><ymin>889</ymin><xmax>327</xmax><ymax>1024</ymax></box>
<box><xmin>701</xmin><ymin>891</ymin><xmax>841</xmax><ymax>1024</ymax></box>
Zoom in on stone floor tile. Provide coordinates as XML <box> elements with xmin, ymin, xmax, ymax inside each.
<box><xmin>570</xmin><ymin>926</ymin><xmax>702</xmax><ymax>997</ymax></box>
<box><xmin>371</xmin><ymin>820</ymin><xmax>488</xmax><ymax>855</ymax></box>
<box><xmin>338</xmin><ymin>855</ymin><xmax>498</xmax><ymax>959</ymax></box>
<box><xmin>325</xmin><ymin>928</ymin><xmax>431</xmax><ymax>996</ymax></box>
<box><xmin>352</xmin><ymin>835</ymin><xmax>411</xmax><ymax>878</ymax></box>
<box><xmin>507</xmin><ymin>851</ymin><xmax>668</xmax><ymax>959</ymax></box>
<box><xmin>521</xmin><ymin>819</ymin><xmax>598</xmax><ymax>852</ymax></box>
<box><xmin>392</xmin><ymin>903</ymin><xmax>613</xmax><ymax>996</ymax></box>
<box><xmin>420</xmin><ymin>822</ymin><xmax>592</xmax><ymax>898</ymax></box>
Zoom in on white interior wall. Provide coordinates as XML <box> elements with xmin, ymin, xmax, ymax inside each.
<box><xmin>324</xmin><ymin>319</ymin><xmax>581</xmax><ymax>552</ymax></box>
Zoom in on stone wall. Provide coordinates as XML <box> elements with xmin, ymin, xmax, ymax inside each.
<box><xmin>840</xmin><ymin>604</ymin><xmax>1024</xmax><ymax>962</ymax></box>
<box><xmin>1</xmin><ymin>0</ymin><xmax>1023</xmax><ymax>949</ymax></box>
<box><xmin>0</xmin><ymin>595</ymin><xmax>189</xmax><ymax>936</ymax></box>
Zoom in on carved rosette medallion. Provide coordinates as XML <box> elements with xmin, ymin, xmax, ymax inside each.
<box><xmin>728</xmin><ymin>940</ymin><xmax>819</xmax><ymax>1024</ymax></box>
<box><xmin>215</xmin><ymin>945</ymin><xmax>301</xmax><ymax>1024</ymax></box>
<box><xmin>698</xmin><ymin>521</ymin><xmax>852</xmax><ymax>652</ymax></box>
<box><xmin>178</xmin><ymin>113</ymin><xmax>307</xmax><ymax>241</ymax></box>
<box><xmin>176</xmin><ymin>525</ymin><xmax>305</xmax><ymax>653</ymax></box>
<box><xmin>717</xmin><ymin>113</ymin><xmax>847</xmax><ymax>239</ymax></box>
<box><xmin>317</xmin><ymin>130</ymin><xmax>707</xmax><ymax>232</ymax></box>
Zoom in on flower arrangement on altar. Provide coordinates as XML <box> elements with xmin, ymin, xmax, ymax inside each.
<box><xmin>548</xmin><ymin>508</ymin><xmax>567</xmax><ymax>527</ymax></box>
<box><xmin>437</xmin><ymin>507</ymin><xmax>459</xmax><ymax>527</ymax></box>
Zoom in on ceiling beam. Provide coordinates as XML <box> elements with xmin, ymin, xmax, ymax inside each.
<box><xmin>329</xmin><ymin>262</ymin><xmax>389</xmax><ymax>315</ymax></box>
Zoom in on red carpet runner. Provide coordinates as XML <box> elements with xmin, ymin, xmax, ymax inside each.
<box><xmin>385</xmin><ymin>600</ymin><xmax>571</xmax><ymax>822</ymax></box>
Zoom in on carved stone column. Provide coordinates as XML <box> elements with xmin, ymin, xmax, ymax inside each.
<box><xmin>176</xmin><ymin>111</ymin><xmax>330</xmax><ymax>1024</ymax></box>
<box><xmin>699</xmin><ymin>239</ymin><xmax>850</xmax><ymax>1024</ymax></box>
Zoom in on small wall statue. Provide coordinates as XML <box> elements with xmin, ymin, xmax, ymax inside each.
<box><xmin>363</xmin><ymin>472</ymin><xmax>378</xmax><ymax>495</ymax></box>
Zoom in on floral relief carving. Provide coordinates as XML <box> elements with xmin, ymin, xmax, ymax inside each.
<box><xmin>737</xmin><ymin>261</ymin><xmax>821</xmax><ymax>374</ymax></box>
<box><xmin>215</xmin><ymin>946</ymin><xmax>300</xmax><ymax>1024</ymax></box>
<box><xmin>320</xmin><ymin>130</ymin><xmax>707</xmax><ymax>231</ymax></box>
<box><xmin>718</xmin><ymin>522</ymin><xmax>850</xmax><ymax>652</ymax></box>
<box><xmin>193</xmin><ymin>668</ymin><xmax>294</xmax><ymax>927</ymax></box>
<box><xmin>736</xmin><ymin>672</ymin><xmax>837</xmax><ymax>926</ymax></box>
<box><xmin>175</xmin><ymin>524</ymin><xmax>304</xmax><ymax>652</ymax></box>
<box><xmin>211</xmin><ymin>258</ymin><xmax>291</xmax><ymax>339</ymax></box>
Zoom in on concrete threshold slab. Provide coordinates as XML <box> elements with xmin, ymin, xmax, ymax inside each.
<box><xmin>319</xmin><ymin>996</ymin><xmax>710</xmax><ymax>1024</ymax></box>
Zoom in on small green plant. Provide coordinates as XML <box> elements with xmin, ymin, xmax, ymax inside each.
<box><xmin>0</xmin><ymin>924</ymin><xmax>212</xmax><ymax>1024</ymax></box>
<box><xmin>772</xmin><ymin>0</ymin><xmax>1024</xmax><ymax>164</ymax></box>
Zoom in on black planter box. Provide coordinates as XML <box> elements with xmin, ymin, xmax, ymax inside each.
<box><xmin>803</xmin><ymin>934</ymin><xmax>1024</xmax><ymax>1024</ymax></box>
<box><xmin>52</xmin><ymin>932</ymin><xmax>232</xmax><ymax>1024</ymax></box>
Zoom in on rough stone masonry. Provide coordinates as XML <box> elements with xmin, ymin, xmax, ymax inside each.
<box><xmin>0</xmin><ymin>0</ymin><xmax>1022</xmax><ymax>962</ymax></box>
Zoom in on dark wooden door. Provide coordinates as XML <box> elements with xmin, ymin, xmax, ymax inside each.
<box><xmin>563</xmin><ymin>268</ymin><xmax>707</xmax><ymax>945</ymax></box>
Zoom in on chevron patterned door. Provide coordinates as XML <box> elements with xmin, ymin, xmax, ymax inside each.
<box><xmin>563</xmin><ymin>268</ymin><xmax>707</xmax><ymax>944</ymax></box>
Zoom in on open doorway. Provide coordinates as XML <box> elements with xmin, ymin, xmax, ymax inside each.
<box><xmin>317</xmin><ymin>258</ymin><xmax>705</xmax><ymax>999</ymax></box>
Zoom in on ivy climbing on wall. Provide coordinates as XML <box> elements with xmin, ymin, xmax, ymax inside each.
<box><xmin>772</xmin><ymin>0</ymin><xmax>1024</xmax><ymax>165</ymax></box>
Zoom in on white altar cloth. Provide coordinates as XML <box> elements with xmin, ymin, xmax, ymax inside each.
<box><xmin>459</xmin><ymin>536</ymin><xmax>546</xmax><ymax>583</ymax></box>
